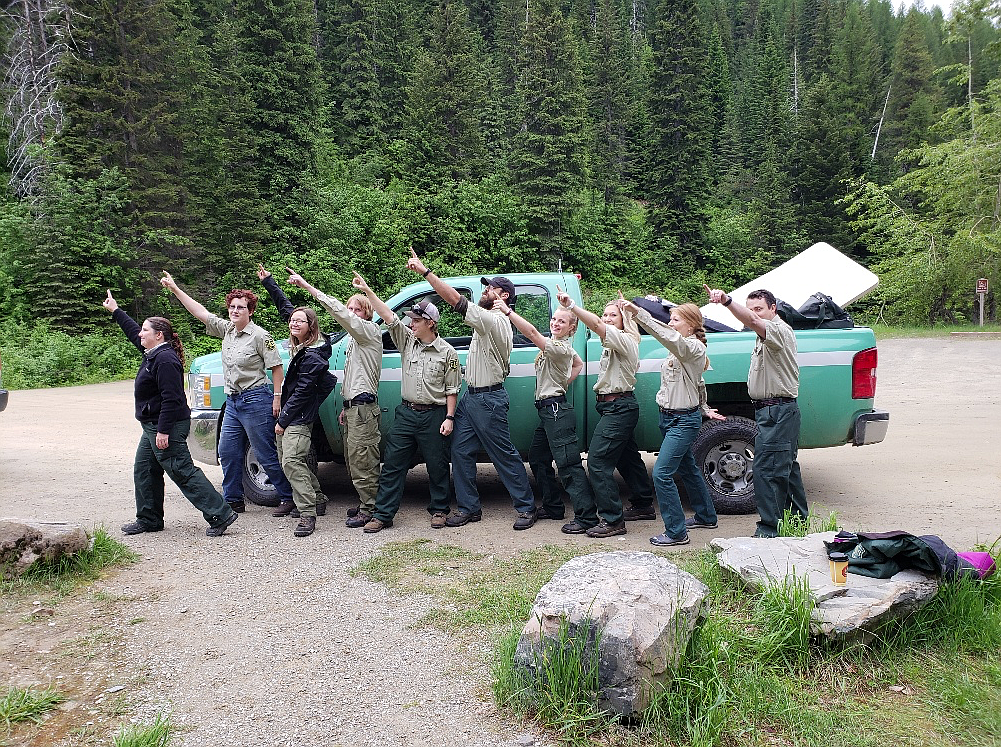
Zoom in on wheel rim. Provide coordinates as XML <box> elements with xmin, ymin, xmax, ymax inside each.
<box><xmin>245</xmin><ymin>448</ymin><xmax>276</xmax><ymax>494</ymax></box>
<box><xmin>702</xmin><ymin>439</ymin><xmax>754</xmax><ymax>496</ymax></box>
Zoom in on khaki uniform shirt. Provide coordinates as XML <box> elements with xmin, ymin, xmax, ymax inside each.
<box><xmin>594</xmin><ymin>324</ymin><xmax>639</xmax><ymax>395</ymax></box>
<box><xmin>204</xmin><ymin>315</ymin><xmax>282</xmax><ymax>395</ymax></box>
<box><xmin>313</xmin><ymin>291</ymin><xmax>381</xmax><ymax>400</ymax></box>
<box><xmin>747</xmin><ymin>316</ymin><xmax>800</xmax><ymax>400</ymax></box>
<box><xmin>534</xmin><ymin>337</ymin><xmax>575</xmax><ymax>400</ymax></box>
<box><xmin>462</xmin><ymin>303</ymin><xmax>512</xmax><ymax>387</ymax></box>
<box><xmin>635</xmin><ymin>308</ymin><xmax>706</xmax><ymax>410</ymax></box>
<box><xmin>386</xmin><ymin>316</ymin><xmax>460</xmax><ymax>405</ymax></box>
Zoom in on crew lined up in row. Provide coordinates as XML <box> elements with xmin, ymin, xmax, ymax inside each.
<box><xmin>105</xmin><ymin>255</ymin><xmax>808</xmax><ymax>544</ymax></box>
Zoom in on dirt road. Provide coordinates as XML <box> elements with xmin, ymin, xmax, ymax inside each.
<box><xmin>1</xmin><ymin>336</ymin><xmax>999</xmax><ymax>745</ymax></box>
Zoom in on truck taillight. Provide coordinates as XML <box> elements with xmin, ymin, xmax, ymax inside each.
<box><xmin>188</xmin><ymin>373</ymin><xmax>212</xmax><ymax>408</ymax></box>
<box><xmin>851</xmin><ymin>347</ymin><xmax>877</xmax><ymax>399</ymax></box>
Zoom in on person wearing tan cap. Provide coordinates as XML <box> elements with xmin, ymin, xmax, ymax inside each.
<box><xmin>351</xmin><ymin>273</ymin><xmax>460</xmax><ymax>532</ymax></box>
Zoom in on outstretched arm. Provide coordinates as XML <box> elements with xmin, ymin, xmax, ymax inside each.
<box><xmin>257</xmin><ymin>264</ymin><xmax>295</xmax><ymax>322</ymax></box>
<box><xmin>704</xmin><ymin>284</ymin><xmax>767</xmax><ymax>338</ymax></box>
<box><xmin>405</xmin><ymin>247</ymin><xmax>461</xmax><ymax>308</ymax></box>
<box><xmin>494</xmin><ymin>298</ymin><xmax>548</xmax><ymax>350</ymax></box>
<box><xmin>161</xmin><ymin>271</ymin><xmax>211</xmax><ymax>324</ymax></box>
<box><xmin>556</xmin><ymin>287</ymin><xmax>607</xmax><ymax>341</ymax></box>
<box><xmin>351</xmin><ymin>272</ymin><xmax>393</xmax><ymax>323</ymax></box>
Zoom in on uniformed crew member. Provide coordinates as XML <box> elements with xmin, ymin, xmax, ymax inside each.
<box><xmin>406</xmin><ymin>250</ymin><xmax>538</xmax><ymax>530</ymax></box>
<box><xmin>625</xmin><ymin>299</ymin><xmax>721</xmax><ymax>546</ymax></box>
<box><xmin>556</xmin><ymin>290</ymin><xmax>655</xmax><ymax>538</ymax></box>
<box><xmin>351</xmin><ymin>272</ymin><xmax>460</xmax><ymax>533</ymax></box>
<box><xmin>494</xmin><ymin>295</ymin><xmax>596</xmax><ymax>534</ymax></box>
<box><xmin>161</xmin><ymin>271</ymin><xmax>294</xmax><ymax>513</ymax></box>
<box><xmin>284</xmin><ymin>270</ymin><xmax>383</xmax><ymax>528</ymax></box>
<box><xmin>704</xmin><ymin>285</ymin><xmax>808</xmax><ymax>537</ymax></box>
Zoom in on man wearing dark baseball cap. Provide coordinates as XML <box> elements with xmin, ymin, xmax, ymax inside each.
<box><xmin>406</xmin><ymin>249</ymin><xmax>538</xmax><ymax>530</ymax></box>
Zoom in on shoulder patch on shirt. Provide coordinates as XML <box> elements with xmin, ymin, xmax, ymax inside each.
<box><xmin>264</xmin><ymin>336</ymin><xmax>276</xmax><ymax>351</ymax></box>
<box><xmin>448</xmin><ymin>358</ymin><xmax>458</xmax><ymax>371</ymax></box>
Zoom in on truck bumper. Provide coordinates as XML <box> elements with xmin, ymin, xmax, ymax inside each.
<box><xmin>189</xmin><ymin>409</ymin><xmax>221</xmax><ymax>465</ymax></box>
<box><xmin>852</xmin><ymin>409</ymin><xmax>889</xmax><ymax>446</ymax></box>
<box><xmin>0</xmin><ymin>389</ymin><xmax>7</xmax><ymax>413</ymax></box>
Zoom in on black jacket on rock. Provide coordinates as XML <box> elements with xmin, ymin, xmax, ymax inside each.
<box><xmin>112</xmin><ymin>308</ymin><xmax>191</xmax><ymax>434</ymax></box>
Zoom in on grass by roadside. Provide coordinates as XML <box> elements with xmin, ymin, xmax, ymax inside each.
<box><xmin>868</xmin><ymin>322</ymin><xmax>1001</xmax><ymax>339</ymax></box>
<box><xmin>1</xmin><ymin>527</ymin><xmax>138</xmax><ymax>598</ymax></box>
<box><xmin>353</xmin><ymin>538</ymin><xmax>1001</xmax><ymax>747</ymax></box>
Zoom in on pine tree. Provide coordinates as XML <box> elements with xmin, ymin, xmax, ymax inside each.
<box><xmin>401</xmin><ymin>0</ymin><xmax>487</xmax><ymax>183</ymax></box>
<box><xmin>508</xmin><ymin>0</ymin><xmax>589</xmax><ymax>266</ymax></box>
<box><xmin>644</xmin><ymin>0</ymin><xmax>712</xmax><ymax>257</ymax></box>
<box><xmin>883</xmin><ymin>8</ymin><xmax>939</xmax><ymax>171</ymax></box>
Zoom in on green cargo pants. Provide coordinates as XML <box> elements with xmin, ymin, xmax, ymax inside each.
<box><xmin>341</xmin><ymin>402</ymin><xmax>382</xmax><ymax>514</ymax></box>
<box><xmin>277</xmin><ymin>424</ymin><xmax>323</xmax><ymax>517</ymax></box>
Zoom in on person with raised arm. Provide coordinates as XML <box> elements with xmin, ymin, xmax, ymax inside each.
<box><xmin>704</xmin><ymin>285</ymin><xmax>807</xmax><ymax>538</ymax></box>
<box><xmin>621</xmin><ymin>298</ymin><xmax>722</xmax><ymax>546</ymax></box>
<box><xmin>405</xmin><ymin>249</ymin><xmax>538</xmax><ymax>530</ymax></box>
<box><xmin>555</xmin><ymin>289</ymin><xmax>655</xmax><ymax>538</ymax></box>
<box><xmin>493</xmin><ymin>293</ymin><xmax>597</xmax><ymax>534</ymax></box>
<box><xmin>270</xmin><ymin>268</ymin><xmax>382</xmax><ymax>528</ymax></box>
<box><xmin>102</xmin><ymin>290</ymin><xmax>237</xmax><ymax>537</ymax></box>
<box><xmin>255</xmin><ymin>266</ymin><xmax>337</xmax><ymax>536</ymax></box>
<box><xmin>160</xmin><ymin>271</ymin><xmax>293</xmax><ymax>515</ymax></box>
<box><xmin>351</xmin><ymin>272</ymin><xmax>460</xmax><ymax>532</ymax></box>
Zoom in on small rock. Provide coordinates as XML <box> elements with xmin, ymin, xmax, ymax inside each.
<box><xmin>105</xmin><ymin>685</ymin><xmax>126</xmax><ymax>693</ymax></box>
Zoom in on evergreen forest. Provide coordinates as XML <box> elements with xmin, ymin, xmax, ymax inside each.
<box><xmin>1</xmin><ymin>0</ymin><xmax>1000</xmax><ymax>347</ymax></box>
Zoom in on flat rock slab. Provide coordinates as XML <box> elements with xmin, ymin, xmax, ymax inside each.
<box><xmin>711</xmin><ymin>532</ymin><xmax>939</xmax><ymax>641</ymax></box>
<box><xmin>515</xmin><ymin>550</ymin><xmax>708</xmax><ymax>716</ymax></box>
<box><xmin>0</xmin><ymin>518</ymin><xmax>90</xmax><ymax>578</ymax></box>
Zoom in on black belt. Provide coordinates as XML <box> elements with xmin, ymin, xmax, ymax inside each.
<box><xmin>596</xmin><ymin>391</ymin><xmax>634</xmax><ymax>402</ymax></box>
<box><xmin>535</xmin><ymin>395</ymin><xmax>567</xmax><ymax>409</ymax></box>
<box><xmin>343</xmin><ymin>393</ymin><xmax>377</xmax><ymax>408</ymax></box>
<box><xmin>402</xmin><ymin>400</ymin><xmax>442</xmax><ymax>412</ymax></box>
<box><xmin>467</xmin><ymin>383</ymin><xmax>504</xmax><ymax>394</ymax></box>
<box><xmin>753</xmin><ymin>397</ymin><xmax>796</xmax><ymax>410</ymax></box>
<box><xmin>659</xmin><ymin>405</ymin><xmax>699</xmax><ymax>416</ymax></box>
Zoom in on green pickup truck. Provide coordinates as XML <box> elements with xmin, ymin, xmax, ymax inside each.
<box><xmin>185</xmin><ymin>270</ymin><xmax>888</xmax><ymax>514</ymax></box>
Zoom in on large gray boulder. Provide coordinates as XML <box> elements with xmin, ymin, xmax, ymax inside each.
<box><xmin>0</xmin><ymin>518</ymin><xmax>90</xmax><ymax>578</ymax></box>
<box><xmin>514</xmin><ymin>551</ymin><xmax>708</xmax><ymax>717</ymax></box>
<box><xmin>711</xmin><ymin>532</ymin><xmax>939</xmax><ymax>641</ymax></box>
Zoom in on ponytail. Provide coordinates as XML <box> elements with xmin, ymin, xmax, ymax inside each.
<box><xmin>146</xmin><ymin>317</ymin><xmax>186</xmax><ymax>369</ymax></box>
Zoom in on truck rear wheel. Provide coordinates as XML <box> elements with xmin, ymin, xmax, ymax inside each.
<box><xmin>692</xmin><ymin>417</ymin><xmax>757</xmax><ymax>515</ymax></box>
<box><xmin>242</xmin><ymin>443</ymin><xmax>318</xmax><ymax>507</ymax></box>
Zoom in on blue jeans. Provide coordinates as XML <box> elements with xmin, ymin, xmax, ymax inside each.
<box><xmin>218</xmin><ymin>385</ymin><xmax>293</xmax><ymax>503</ymax></box>
<box><xmin>452</xmin><ymin>388</ymin><xmax>535</xmax><ymax>514</ymax></box>
<box><xmin>652</xmin><ymin>409</ymin><xmax>717</xmax><ymax>540</ymax></box>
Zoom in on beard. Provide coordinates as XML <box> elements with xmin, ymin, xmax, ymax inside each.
<box><xmin>478</xmin><ymin>293</ymin><xmax>493</xmax><ymax>310</ymax></box>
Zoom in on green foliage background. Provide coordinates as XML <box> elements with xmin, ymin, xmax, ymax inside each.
<box><xmin>2</xmin><ymin>0</ymin><xmax>1000</xmax><ymax>386</ymax></box>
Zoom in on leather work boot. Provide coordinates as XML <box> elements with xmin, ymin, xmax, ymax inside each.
<box><xmin>294</xmin><ymin>516</ymin><xmax>316</xmax><ymax>537</ymax></box>
<box><xmin>585</xmin><ymin>519</ymin><xmax>627</xmax><ymax>538</ymax></box>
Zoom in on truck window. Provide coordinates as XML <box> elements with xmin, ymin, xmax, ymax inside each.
<box><xmin>512</xmin><ymin>285</ymin><xmax>551</xmax><ymax>346</ymax></box>
<box><xmin>385</xmin><ymin>289</ymin><xmax>474</xmax><ymax>350</ymax></box>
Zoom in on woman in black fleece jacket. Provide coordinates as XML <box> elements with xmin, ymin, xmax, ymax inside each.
<box><xmin>103</xmin><ymin>290</ymin><xmax>237</xmax><ymax>537</ymax></box>
<box><xmin>257</xmin><ymin>266</ymin><xmax>336</xmax><ymax>537</ymax></box>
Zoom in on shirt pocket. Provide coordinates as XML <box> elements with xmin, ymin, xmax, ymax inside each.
<box><xmin>424</xmin><ymin>360</ymin><xmax>445</xmax><ymax>385</ymax></box>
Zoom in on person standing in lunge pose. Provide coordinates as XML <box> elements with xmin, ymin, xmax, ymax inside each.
<box><xmin>103</xmin><ymin>290</ymin><xmax>237</xmax><ymax>537</ymax></box>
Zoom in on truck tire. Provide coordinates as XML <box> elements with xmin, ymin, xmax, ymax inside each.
<box><xmin>242</xmin><ymin>443</ymin><xmax>318</xmax><ymax>507</ymax></box>
<box><xmin>692</xmin><ymin>417</ymin><xmax>757</xmax><ymax>515</ymax></box>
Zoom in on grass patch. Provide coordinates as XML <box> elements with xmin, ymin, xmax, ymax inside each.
<box><xmin>1</xmin><ymin>527</ymin><xmax>138</xmax><ymax>597</ymax></box>
<box><xmin>355</xmin><ymin>537</ymin><xmax>1001</xmax><ymax>747</ymax></box>
<box><xmin>868</xmin><ymin>322</ymin><xmax>1001</xmax><ymax>340</ymax></box>
<box><xmin>777</xmin><ymin>508</ymin><xmax>838</xmax><ymax>537</ymax></box>
<box><xmin>0</xmin><ymin>686</ymin><xmax>65</xmax><ymax>727</ymax></box>
<box><xmin>112</xmin><ymin>713</ymin><xmax>173</xmax><ymax>747</ymax></box>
